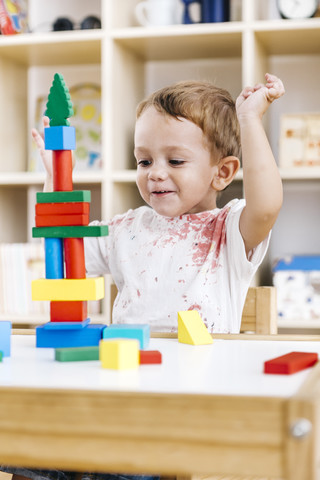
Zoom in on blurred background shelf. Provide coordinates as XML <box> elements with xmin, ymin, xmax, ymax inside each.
<box><xmin>0</xmin><ymin>0</ymin><xmax>320</xmax><ymax>331</ymax></box>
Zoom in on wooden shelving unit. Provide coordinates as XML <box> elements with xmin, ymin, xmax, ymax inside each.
<box><xmin>1</xmin><ymin>0</ymin><xmax>320</xmax><ymax>329</ymax></box>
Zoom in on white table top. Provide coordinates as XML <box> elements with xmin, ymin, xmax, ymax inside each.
<box><xmin>1</xmin><ymin>335</ymin><xmax>320</xmax><ymax>398</ymax></box>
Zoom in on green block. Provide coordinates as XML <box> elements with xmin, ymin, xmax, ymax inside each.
<box><xmin>45</xmin><ymin>73</ymin><xmax>74</xmax><ymax>127</ymax></box>
<box><xmin>55</xmin><ymin>346</ymin><xmax>99</xmax><ymax>362</ymax></box>
<box><xmin>32</xmin><ymin>225</ymin><xmax>108</xmax><ymax>239</ymax></box>
<box><xmin>36</xmin><ymin>191</ymin><xmax>91</xmax><ymax>204</ymax></box>
<box><xmin>0</xmin><ymin>351</ymin><xmax>2</xmax><ymax>362</ymax></box>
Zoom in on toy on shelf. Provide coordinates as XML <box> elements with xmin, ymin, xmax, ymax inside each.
<box><xmin>31</xmin><ymin>73</ymin><xmax>108</xmax><ymax>349</ymax></box>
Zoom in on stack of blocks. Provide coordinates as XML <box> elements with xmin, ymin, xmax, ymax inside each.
<box><xmin>32</xmin><ymin>73</ymin><xmax>108</xmax><ymax>348</ymax></box>
<box><xmin>31</xmin><ymin>74</ymin><xmax>162</xmax><ymax>369</ymax></box>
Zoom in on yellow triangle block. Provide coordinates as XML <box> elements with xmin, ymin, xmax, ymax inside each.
<box><xmin>178</xmin><ymin>311</ymin><xmax>213</xmax><ymax>345</ymax></box>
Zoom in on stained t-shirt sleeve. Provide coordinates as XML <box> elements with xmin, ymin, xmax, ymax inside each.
<box><xmin>225</xmin><ymin>199</ymin><xmax>270</xmax><ymax>281</ymax></box>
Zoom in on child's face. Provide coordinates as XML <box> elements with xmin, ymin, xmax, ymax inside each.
<box><xmin>134</xmin><ymin>107</ymin><xmax>218</xmax><ymax>217</ymax></box>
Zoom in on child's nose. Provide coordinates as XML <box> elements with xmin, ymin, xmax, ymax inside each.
<box><xmin>148</xmin><ymin>163</ymin><xmax>168</xmax><ymax>181</ymax></box>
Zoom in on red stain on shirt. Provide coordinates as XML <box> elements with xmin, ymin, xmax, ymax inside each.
<box><xmin>165</xmin><ymin>206</ymin><xmax>229</xmax><ymax>270</ymax></box>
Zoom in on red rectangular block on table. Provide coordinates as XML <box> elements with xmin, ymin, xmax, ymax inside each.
<box><xmin>139</xmin><ymin>350</ymin><xmax>162</xmax><ymax>365</ymax></box>
<box><xmin>36</xmin><ymin>202</ymin><xmax>90</xmax><ymax>216</ymax></box>
<box><xmin>50</xmin><ymin>301</ymin><xmax>88</xmax><ymax>322</ymax></box>
<box><xmin>35</xmin><ymin>213</ymin><xmax>89</xmax><ymax>227</ymax></box>
<box><xmin>64</xmin><ymin>238</ymin><xmax>86</xmax><ymax>279</ymax></box>
<box><xmin>264</xmin><ymin>351</ymin><xmax>318</xmax><ymax>375</ymax></box>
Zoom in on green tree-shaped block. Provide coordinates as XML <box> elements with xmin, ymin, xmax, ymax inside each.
<box><xmin>45</xmin><ymin>73</ymin><xmax>74</xmax><ymax>127</ymax></box>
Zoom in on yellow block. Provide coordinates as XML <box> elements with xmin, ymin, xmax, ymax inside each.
<box><xmin>99</xmin><ymin>339</ymin><xmax>139</xmax><ymax>370</ymax></box>
<box><xmin>178</xmin><ymin>310</ymin><xmax>213</xmax><ymax>346</ymax></box>
<box><xmin>32</xmin><ymin>277</ymin><xmax>105</xmax><ymax>301</ymax></box>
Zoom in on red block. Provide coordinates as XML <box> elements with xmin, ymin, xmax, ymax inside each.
<box><xmin>264</xmin><ymin>351</ymin><xmax>318</xmax><ymax>375</ymax></box>
<box><xmin>64</xmin><ymin>238</ymin><xmax>86</xmax><ymax>279</ymax></box>
<box><xmin>35</xmin><ymin>213</ymin><xmax>89</xmax><ymax>227</ymax></box>
<box><xmin>50</xmin><ymin>301</ymin><xmax>88</xmax><ymax>322</ymax></box>
<box><xmin>53</xmin><ymin>150</ymin><xmax>73</xmax><ymax>191</ymax></box>
<box><xmin>139</xmin><ymin>350</ymin><xmax>162</xmax><ymax>365</ymax></box>
<box><xmin>36</xmin><ymin>202</ymin><xmax>90</xmax><ymax>216</ymax></box>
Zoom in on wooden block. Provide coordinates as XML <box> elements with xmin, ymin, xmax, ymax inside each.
<box><xmin>44</xmin><ymin>126</ymin><xmax>76</xmax><ymax>150</ymax></box>
<box><xmin>55</xmin><ymin>346</ymin><xmax>100</xmax><ymax>362</ymax></box>
<box><xmin>35</xmin><ymin>213</ymin><xmax>89</xmax><ymax>227</ymax></box>
<box><xmin>32</xmin><ymin>277</ymin><xmax>105</xmax><ymax>301</ymax></box>
<box><xmin>264</xmin><ymin>351</ymin><xmax>318</xmax><ymax>375</ymax></box>
<box><xmin>36</xmin><ymin>202</ymin><xmax>90</xmax><ymax>216</ymax></box>
<box><xmin>36</xmin><ymin>324</ymin><xmax>105</xmax><ymax>348</ymax></box>
<box><xmin>52</xmin><ymin>150</ymin><xmax>73</xmax><ymax>191</ymax></box>
<box><xmin>45</xmin><ymin>73</ymin><xmax>74</xmax><ymax>127</ymax></box>
<box><xmin>33</xmin><ymin>225</ymin><xmax>108</xmax><ymax>239</ymax></box>
<box><xmin>50</xmin><ymin>301</ymin><xmax>88</xmax><ymax>322</ymax></box>
<box><xmin>64</xmin><ymin>238</ymin><xmax>86</xmax><ymax>278</ymax></box>
<box><xmin>45</xmin><ymin>237</ymin><xmax>64</xmax><ymax>279</ymax></box>
<box><xmin>100</xmin><ymin>339</ymin><xmax>139</xmax><ymax>370</ymax></box>
<box><xmin>139</xmin><ymin>350</ymin><xmax>162</xmax><ymax>364</ymax></box>
<box><xmin>37</xmin><ymin>191</ymin><xmax>91</xmax><ymax>204</ymax></box>
<box><xmin>178</xmin><ymin>311</ymin><xmax>213</xmax><ymax>346</ymax></box>
<box><xmin>102</xmin><ymin>324</ymin><xmax>150</xmax><ymax>349</ymax></box>
<box><xmin>43</xmin><ymin>319</ymin><xmax>90</xmax><ymax>329</ymax></box>
<box><xmin>0</xmin><ymin>321</ymin><xmax>11</xmax><ymax>357</ymax></box>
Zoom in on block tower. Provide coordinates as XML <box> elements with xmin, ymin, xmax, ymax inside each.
<box><xmin>32</xmin><ymin>73</ymin><xmax>108</xmax><ymax>348</ymax></box>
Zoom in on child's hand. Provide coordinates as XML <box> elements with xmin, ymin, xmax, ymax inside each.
<box><xmin>236</xmin><ymin>73</ymin><xmax>285</xmax><ymax>121</ymax></box>
<box><xmin>31</xmin><ymin>116</ymin><xmax>75</xmax><ymax>191</ymax></box>
<box><xmin>31</xmin><ymin>116</ymin><xmax>52</xmax><ymax>178</ymax></box>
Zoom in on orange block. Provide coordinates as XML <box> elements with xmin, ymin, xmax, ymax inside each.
<box><xmin>64</xmin><ymin>237</ymin><xmax>86</xmax><ymax>278</ymax></box>
<box><xmin>53</xmin><ymin>150</ymin><xmax>73</xmax><ymax>191</ymax></box>
<box><xmin>36</xmin><ymin>202</ymin><xmax>90</xmax><ymax>216</ymax></box>
<box><xmin>50</xmin><ymin>301</ymin><xmax>88</xmax><ymax>322</ymax></box>
<box><xmin>35</xmin><ymin>213</ymin><xmax>89</xmax><ymax>227</ymax></box>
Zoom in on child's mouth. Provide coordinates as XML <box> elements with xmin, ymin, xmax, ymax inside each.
<box><xmin>152</xmin><ymin>190</ymin><xmax>174</xmax><ymax>196</ymax></box>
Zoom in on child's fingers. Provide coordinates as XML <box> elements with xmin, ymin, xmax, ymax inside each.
<box><xmin>31</xmin><ymin>127</ymin><xmax>45</xmax><ymax>149</ymax></box>
<box><xmin>265</xmin><ymin>77</ymin><xmax>285</xmax><ymax>102</ymax></box>
<box><xmin>239</xmin><ymin>86</ymin><xmax>254</xmax><ymax>99</ymax></box>
<box><xmin>43</xmin><ymin>116</ymin><xmax>50</xmax><ymax>128</ymax></box>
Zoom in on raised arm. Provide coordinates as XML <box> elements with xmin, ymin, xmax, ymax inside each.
<box><xmin>236</xmin><ymin>73</ymin><xmax>285</xmax><ymax>255</ymax></box>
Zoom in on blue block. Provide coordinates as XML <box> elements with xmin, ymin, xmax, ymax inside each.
<box><xmin>102</xmin><ymin>324</ymin><xmax>150</xmax><ymax>349</ymax></box>
<box><xmin>43</xmin><ymin>319</ymin><xmax>90</xmax><ymax>330</ymax></box>
<box><xmin>0</xmin><ymin>321</ymin><xmax>11</xmax><ymax>356</ymax></box>
<box><xmin>36</xmin><ymin>323</ymin><xmax>106</xmax><ymax>348</ymax></box>
<box><xmin>45</xmin><ymin>238</ymin><xmax>64</xmax><ymax>279</ymax></box>
<box><xmin>44</xmin><ymin>126</ymin><xmax>76</xmax><ymax>150</ymax></box>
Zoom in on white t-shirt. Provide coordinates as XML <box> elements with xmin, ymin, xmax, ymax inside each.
<box><xmin>85</xmin><ymin>199</ymin><xmax>269</xmax><ymax>333</ymax></box>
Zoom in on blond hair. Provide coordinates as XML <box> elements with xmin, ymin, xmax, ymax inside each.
<box><xmin>136</xmin><ymin>80</ymin><xmax>241</xmax><ymax>161</ymax></box>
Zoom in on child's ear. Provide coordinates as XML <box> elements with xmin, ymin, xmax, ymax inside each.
<box><xmin>211</xmin><ymin>156</ymin><xmax>240</xmax><ymax>191</ymax></box>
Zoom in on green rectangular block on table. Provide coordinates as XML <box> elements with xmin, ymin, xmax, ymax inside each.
<box><xmin>32</xmin><ymin>225</ymin><xmax>108</xmax><ymax>238</ymax></box>
<box><xmin>0</xmin><ymin>351</ymin><xmax>2</xmax><ymax>362</ymax></box>
<box><xmin>36</xmin><ymin>191</ymin><xmax>91</xmax><ymax>204</ymax></box>
<box><xmin>55</xmin><ymin>346</ymin><xmax>99</xmax><ymax>362</ymax></box>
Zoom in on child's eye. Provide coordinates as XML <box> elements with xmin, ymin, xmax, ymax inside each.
<box><xmin>169</xmin><ymin>159</ymin><xmax>185</xmax><ymax>166</ymax></box>
<box><xmin>137</xmin><ymin>160</ymin><xmax>152</xmax><ymax>167</ymax></box>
